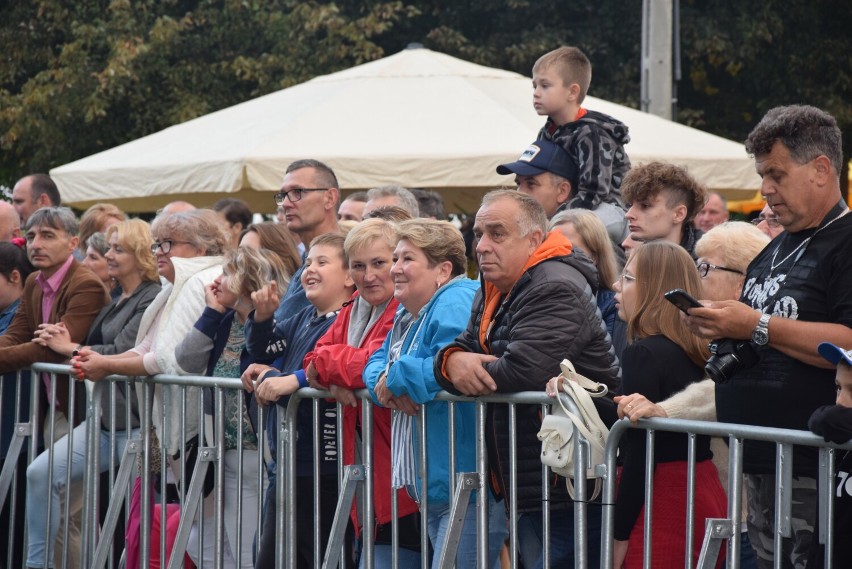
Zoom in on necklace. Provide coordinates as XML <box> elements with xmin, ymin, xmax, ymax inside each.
<box><xmin>769</xmin><ymin>208</ymin><xmax>849</xmax><ymax>276</ymax></box>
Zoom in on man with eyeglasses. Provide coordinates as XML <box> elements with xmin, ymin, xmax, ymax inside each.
<box><xmin>684</xmin><ymin>105</ymin><xmax>852</xmax><ymax>568</ymax></box>
<box><xmin>752</xmin><ymin>203</ymin><xmax>784</xmax><ymax>239</ymax></box>
<box><xmin>254</xmin><ymin>159</ymin><xmax>341</xmax><ymax>354</ymax></box>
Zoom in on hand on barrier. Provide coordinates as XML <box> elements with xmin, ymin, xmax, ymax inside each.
<box><xmin>255</xmin><ymin>373</ymin><xmax>300</xmax><ymax>405</ymax></box>
<box><xmin>544</xmin><ymin>376</ymin><xmax>560</xmax><ymax>397</ymax></box>
<box><xmin>614</xmin><ymin>394</ymin><xmax>667</xmax><ymax>423</ymax></box>
<box><xmin>34</xmin><ymin>322</ymin><xmax>75</xmax><ymax>356</ymax></box>
<box><xmin>374</xmin><ymin>375</ymin><xmax>419</xmax><ymax>416</ymax></box>
<box><xmin>443</xmin><ymin>351</ymin><xmax>498</xmax><ymax>396</ymax></box>
<box><xmin>329</xmin><ymin>385</ymin><xmax>358</xmax><ymax>407</ymax></box>
<box><xmin>385</xmin><ymin>394</ymin><xmax>419</xmax><ymax>416</ymax></box>
<box><xmin>251</xmin><ymin>281</ymin><xmax>281</xmax><ymax>323</ymax></box>
<box><xmin>241</xmin><ymin>363</ymin><xmax>276</xmax><ymax>393</ymax></box>
<box><xmin>305</xmin><ymin>362</ymin><xmax>322</xmax><ymax>388</ymax></box>
<box><xmin>72</xmin><ymin>347</ymin><xmax>109</xmax><ymax>381</ymax></box>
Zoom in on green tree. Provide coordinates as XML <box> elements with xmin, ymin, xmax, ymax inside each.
<box><xmin>0</xmin><ymin>0</ymin><xmax>415</xmax><ymax>182</ymax></box>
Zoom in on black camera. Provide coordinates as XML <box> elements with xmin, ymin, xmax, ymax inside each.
<box><xmin>705</xmin><ymin>339</ymin><xmax>760</xmax><ymax>384</ymax></box>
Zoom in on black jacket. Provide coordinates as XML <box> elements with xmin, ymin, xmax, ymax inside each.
<box><xmin>436</xmin><ymin>232</ymin><xmax>620</xmax><ymax>511</ymax></box>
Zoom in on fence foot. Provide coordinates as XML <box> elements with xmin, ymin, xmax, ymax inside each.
<box><xmin>696</xmin><ymin>518</ymin><xmax>734</xmax><ymax>569</ymax></box>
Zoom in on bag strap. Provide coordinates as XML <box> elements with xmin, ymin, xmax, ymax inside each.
<box><xmin>559</xmin><ymin>359</ymin><xmax>608</xmax><ymax>398</ymax></box>
<box><xmin>558</xmin><ymin>379</ymin><xmax>609</xmax><ymax>440</ymax></box>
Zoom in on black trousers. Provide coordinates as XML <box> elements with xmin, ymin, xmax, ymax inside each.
<box><xmin>255</xmin><ymin>473</ymin><xmax>341</xmax><ymax>569</ymax></box>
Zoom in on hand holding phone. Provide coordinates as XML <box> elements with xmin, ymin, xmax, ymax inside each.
<box><xmin>664</xmin><ymin>288</ymin><xmax>703</xmax><ymax>314</ymax></box>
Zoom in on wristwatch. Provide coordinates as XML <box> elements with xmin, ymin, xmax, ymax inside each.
<box><xmin>751</xmin><ymin>313</ymin><xmax>772</xmax><ymax>346</ymax></box>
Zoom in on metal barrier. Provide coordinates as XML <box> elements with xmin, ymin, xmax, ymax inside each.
<box><xmin>3</xmin><ymin>363</ymin><xmax>850</xmax><ymax>568</ymax></box>
<box><xmin>601</xmin><ymin>416</ymin><xmax>852</xmax><ymax>569</ymax></box>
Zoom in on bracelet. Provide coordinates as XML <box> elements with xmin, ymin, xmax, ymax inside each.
<box><xmin>71</xmin><ymin>345</ymin><xmax>83</xmax><ymax>357</ymax></box>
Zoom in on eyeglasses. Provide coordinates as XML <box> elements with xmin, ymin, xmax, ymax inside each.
<box><xmin>273</xmin><ymin>188</ymin><xmax>328</xmax><ymax>206</ymax></box>
<box><xmin>150</xmin><ymin>239</ymin><xmax>193</xmax><ymax>255</ymax></box>
<box><xmin>751</xmin><ymin>215</ymin><xmax>781</xmax><ymax>228</ymax></box>
<box><xmin>619</xmin><ymin>271</ymin><xmax>636</xmax><ymax>285</ymax></box>
<box><xmin>696</xmin><ymin>261</ymin><xmax>744</xmax><ymax>278</ymax></box>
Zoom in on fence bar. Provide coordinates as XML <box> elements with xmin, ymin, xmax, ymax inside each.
<box><xmin>11</xmin><ymin>364</ymin><xmax>852</xmax><ymax>569</ymax></box>
<box><xmin>362</xmin><ymin>399</ymin><xmax>375</xmax><ymax>569</ymax></box>
<box><xmin>476</xmin><ymin>400</ymin><xmax>490</xmax><ymax>569</ymax></box>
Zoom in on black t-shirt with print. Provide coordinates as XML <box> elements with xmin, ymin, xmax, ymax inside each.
<box><xmin>716</xmin><ymin>203</ymin><xmax>852</xmax><ymax>476</ymax></box>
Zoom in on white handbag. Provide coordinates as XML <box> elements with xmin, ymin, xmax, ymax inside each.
<box><xmin>537</xmin><ymin>359</ymin><xmax>611</xmax><ymax>500</ymax></box>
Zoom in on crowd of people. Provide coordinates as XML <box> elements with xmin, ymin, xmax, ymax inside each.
<box><xmin>0</xmin><ymin>43</ymin><xmax>849</xmax><ymax>569</ymax></box>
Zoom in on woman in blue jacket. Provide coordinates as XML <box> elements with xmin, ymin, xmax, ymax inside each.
<box><xmin>364</xmin><ymin>219</ymin><xmax>506</xmax><ymax>569</ymax></box>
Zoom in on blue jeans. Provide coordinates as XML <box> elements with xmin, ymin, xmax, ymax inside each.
<box><xmin>426</xmin><ymin>492</ymin><xmax>507</xmax><ymax>569</ymax></box>
<box><xmin>360</xmin><ymin>544</ymin><xmax>422</xmax><ymax>569</ymax></box>
<box><xmin>517</xmin><ymin>505</ymin><xmax>603</xmax><ymax>569</ymax></box>
<box><xmin>26</xmin><ymin>421</ymin><xmax>136</xmax><ymax>568</ymax></box>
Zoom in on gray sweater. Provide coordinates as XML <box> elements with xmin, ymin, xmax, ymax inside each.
<box><xmin>91</xmin><ymin>280</ymin><xmax>161</xmax><ymax>430</ymax></box>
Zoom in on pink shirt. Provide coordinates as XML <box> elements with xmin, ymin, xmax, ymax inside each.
<box><xmin>35</xmin><ymin>255</ymin><xmax>75</xmax><ymax>403</ymax></box>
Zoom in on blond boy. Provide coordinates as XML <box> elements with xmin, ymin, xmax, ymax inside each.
<box><xmin>533</xmin><ymin>46</ymin><xmax>631</xmax><ymax>210</ymax></box>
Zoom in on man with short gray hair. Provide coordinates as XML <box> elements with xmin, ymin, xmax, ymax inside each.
<box><xmin>435</xmin><ymin>189</ymin><xmax>619</xmax><ymax>569</ymax></box>
<box><xmin>0</xmin><ymin>207</ymin><xmax>108</xmax><ymax>404</ymax></box>
<box><xmin>363</xmin><ymin>185</ymin><xmax>419</xmax><ymax>218</ymax></box>
<box><xmin>0</xmin><ymin>207</ymin><xmax>107</xmax><ymax>569</ymax></box>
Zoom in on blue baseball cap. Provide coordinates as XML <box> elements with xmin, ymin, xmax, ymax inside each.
<box><xmin>818</xmin><ymin>342</ymin><xmax>852</xmax><ymax>366</ymax></box>
<box><xmin>497</xmin><ymin>140</ymin><xmax>577</xmax><ymax>181</ymax></box>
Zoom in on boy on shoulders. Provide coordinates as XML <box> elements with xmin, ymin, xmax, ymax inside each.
<box><xmin>534</xmin><ymin>46</ymin><xmax>631</xmax><ymax>210</ymax></box>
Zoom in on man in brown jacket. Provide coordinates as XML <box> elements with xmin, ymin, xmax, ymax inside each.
<box><xmin>0</xmin><ymin>206</ymin><xmax>107</xmax><ymax>569</ymax></box>
<box><xmin>0</xmin><ymin>206</ymin><xmax>108</xmax><ymax>424</ymax></box>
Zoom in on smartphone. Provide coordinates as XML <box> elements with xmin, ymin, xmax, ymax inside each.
<box><xmin>664</xmin><ymin>288</ymin><xmax>703</xmax><ymax>314</ymax></box>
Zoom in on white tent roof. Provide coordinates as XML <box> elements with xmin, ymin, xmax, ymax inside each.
<box><xmin>52</xmin><ymin>47</ymin><xmax>760</xmax><ymax>214</ymax></box>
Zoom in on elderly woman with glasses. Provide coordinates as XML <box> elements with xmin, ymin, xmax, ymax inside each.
<box><xmin>74</xmin><ymin>210</ymin><xmax>230</xmax><ymax>455</ymax></box>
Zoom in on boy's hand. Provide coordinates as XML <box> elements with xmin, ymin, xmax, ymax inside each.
<box><xmin>251</xmin><ymin>281</ymin><xmax>280</xmax><ymax>323</ymax></box>
<box><xmin>255</xmin><ymin>374</ymin><xmax>300</xmax><ymax>405</ymax></box>
<box><xmin>241</xmin><ymin>363</ymin><xmax>276</xmax><ymax>393</ymax></box>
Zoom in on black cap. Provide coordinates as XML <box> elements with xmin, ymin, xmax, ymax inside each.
<box><xmin>497</xmin><ymin>140</ymin><xmax>576</xmax><ymax>181</ymax></box>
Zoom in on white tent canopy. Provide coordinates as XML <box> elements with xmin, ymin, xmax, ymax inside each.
<box><xmin>52</xmin><ymin>46</ymin><xmax>760</xmax><ymax>214</ymax></box>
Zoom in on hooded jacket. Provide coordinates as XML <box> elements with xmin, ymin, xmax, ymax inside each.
<box><xmin>436</xmin><ymin>231</ymin><xmax>620</xmax><ymax>511</ymax></box>
<box><xmin>364</xmin><ymin>277</ymin><xmax>480</xmax><ymax>504</ymax></box>
<box><xmin>540</xmin><ymin>109</ymin><xmax>631</xmax><ymax>210</ymax></box>
<box><xmin>303</xmin><ymin>292</ymin><xmax>419</xmax><ymax>533</ymax></box>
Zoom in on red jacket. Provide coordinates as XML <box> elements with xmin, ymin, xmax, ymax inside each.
<box><xmin>303</xmin><ymin>292</ymin><xmax>419</xmax><ymax>532</ymax></box>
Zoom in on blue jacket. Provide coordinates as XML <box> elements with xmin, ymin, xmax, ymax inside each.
<box><xmin>364</xmin><ymin>277</ymin><xmax>479</xmax><ymax>503</ymax></box>
<box><xmin>246</xmin><ymin>303</ymin><xmax>339</xmax><ymax>477</ymax></box>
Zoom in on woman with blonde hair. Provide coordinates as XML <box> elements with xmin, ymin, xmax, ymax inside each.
<box><xmin>550</xmin><ymin>209</ymin><xmax>620</xmax><ymax>336</ymax></box>
<box><xmin>174</xmin><ymin>246</ymin><xmax>289</xmax><ymax>568</ymax></box>
<box><xmin>609</xmin><ymin>241</ymin><xmax>726</xmax><ymax>568</ymax></box>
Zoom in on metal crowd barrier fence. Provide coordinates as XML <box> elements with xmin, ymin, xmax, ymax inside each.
<box><xmin>601</xmin><ymin>416</ymin><xmax>852</xmax><ymax>569</ymax></box>
<box><xmin>2</xmin><ymin>362</ymin><xmax>850</xmax><ymax>569</ymax></box>
<box><xmin>1</xmin><ymin>364</ymin><xmax>598</xmax><ymax>569</ymax></box>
